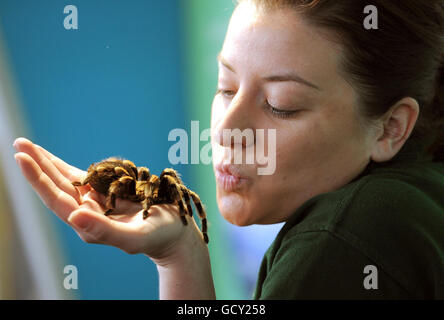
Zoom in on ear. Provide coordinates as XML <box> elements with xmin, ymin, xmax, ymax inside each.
<box><xmin>370</xmin><ymin>97</ymin><xmax>419</xmax><ymax>162</ymax></box>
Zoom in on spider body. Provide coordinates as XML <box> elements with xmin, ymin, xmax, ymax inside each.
<box><xmin>72</xmin><ymin>158</ymin><xmax>209</xmax><ymax>244</ymax></box>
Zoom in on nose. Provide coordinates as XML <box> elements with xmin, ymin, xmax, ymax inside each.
<box><xmin>212</xmin><ymin>89</ymin><xmax>256</xmax><ymax>148</ymax></box>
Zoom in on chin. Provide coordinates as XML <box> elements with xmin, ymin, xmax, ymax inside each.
<box><xmin>220</xmin><ymin>210</ymin><xmax>255</xmax><ymax>226</ymax></box>
<box><xmin>223</xmin><ymin>213</ymin><xmax>254</xmax><ymax>226</ymax></box>
<box><xmin>216</xmin><ymin>192</ymin><xmax>251</xmax><ymax>226</ymax></box>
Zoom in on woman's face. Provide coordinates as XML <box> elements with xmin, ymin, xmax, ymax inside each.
<box><xmin>211</xmin><ymin>2</ymin><xmax>374</xmax><ymax>226</ymax></box>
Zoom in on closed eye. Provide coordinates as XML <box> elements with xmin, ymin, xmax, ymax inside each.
<box><xmin>264</xmin><ymin>102</ymin><xmax>300</xmax><ymax>119</ymax></box>
<box><xmin>216</xmin><ymin>88</ymin><xmax>300</xmax><ymax>119</ymax></box>
<box><xmin>216</xmin><ymin>88</ymin><xmax>236</xmax><ymax>98</ymax></box>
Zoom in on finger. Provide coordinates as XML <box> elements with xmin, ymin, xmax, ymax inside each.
<box><xmin>13</xmin><ymin>137</ymin><xmax>83</xmax><ymax>203</ymax></box>
<box><xmin>36</xmin><ymin>143</ymin><xmax>93</xmax><ymax>197</ymax></box>
<box><xmin>35</xmin><ymin>143</ymin><xmax>85</xmax><ymax>182</ymax></box>
<box><xmin>68</xmin><ymin>208</ymin><xmax>142</xmax><ymax>253</ymax></box>
<box><xmin>37</xmin><ymin>144</ymin><xmax>92</xmax><ymax>197</ymax></box>
<box><xmin>15</xmin><ymin>152</ymin><xmax>79</xmax><ymax>221</ymax></box>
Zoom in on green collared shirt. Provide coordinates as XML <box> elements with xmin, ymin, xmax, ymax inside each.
<box><xmin>253</xmin><ymin>138</ymin><xmax>444</xmax><ymax>299</ymax></box>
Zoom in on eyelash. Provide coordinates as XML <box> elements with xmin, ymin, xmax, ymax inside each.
<box><xmin>216</xmin><ymin>88</ymin><xmax>298</xmax><ymax>119</ymax></box>
<box><xmin>264</xmin><ymin>103</ymin><xmax>298</xmax><ymax>119</ymax></box>
<box><xmin>216</xmin><ymin>89</ymin><xmax>235</xmax><ymax>98</ymax></box>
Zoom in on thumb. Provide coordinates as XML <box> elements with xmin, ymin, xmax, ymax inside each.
<box><xmin>68</xmin><ymin>209</ymin><xmax>125</xmax><ymax>245</ymax></box>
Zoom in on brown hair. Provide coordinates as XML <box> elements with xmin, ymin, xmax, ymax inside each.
<box><xmin>238</xmin><ymin>0</ymin><xmax>444</xmax><ymax>161</ymax></box>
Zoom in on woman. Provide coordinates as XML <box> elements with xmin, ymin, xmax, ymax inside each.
<box><xmin>14</xmin><ymin>0</ymin><xmax>444</xmax><ymax>299</ymax></box>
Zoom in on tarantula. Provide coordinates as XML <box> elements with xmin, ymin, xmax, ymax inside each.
<box><xmin>72</xmin><ymin>158</ymin><xmax>209</xmax><ymax>244</ymax></box>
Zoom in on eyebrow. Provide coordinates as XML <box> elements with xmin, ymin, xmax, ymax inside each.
<box><xmin>217</xmin><ymin>52</ymin><xmax>321</xmax><ymax>91</ymax></box>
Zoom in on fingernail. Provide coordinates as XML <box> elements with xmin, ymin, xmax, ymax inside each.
<box><xmin>13</xmin><ymin>137</ymin><xmax>31</xmax><ymax>150</ymax></box>
<box><xmin>14</xmin><ymin>153</ymin><xmax>21</xmax><ymax>165</ymax></box>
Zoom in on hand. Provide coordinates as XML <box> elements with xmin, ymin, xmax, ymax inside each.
<box><xmin>13</xmin><ymin>137</ymin><xmax>205</xmax><ymax>259</ymax></box>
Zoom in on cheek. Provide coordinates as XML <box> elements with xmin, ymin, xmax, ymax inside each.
<box><xmin>274</xmin><ymin>111</ymin><xmax>369</xmax><ymax>192</ymax></box>
<box><xmin>266</xmin><ymin>118</ymin><xmax>336</xmax><ymax>190</ymax></box>
<box><xmin>233</xmin><ymin>132</ymin><xmax>309</xmax><ymax>223</ymax></box>
<box><xmin>276</xmin><ymin>120</ymin><xmax>325</xmax><ymax>165</ymax></box>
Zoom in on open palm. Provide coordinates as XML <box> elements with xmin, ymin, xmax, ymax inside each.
<box><xmin>13</xmin><ymin>138</ymin><xmax>195</xmax><ymax>258</ymax></box>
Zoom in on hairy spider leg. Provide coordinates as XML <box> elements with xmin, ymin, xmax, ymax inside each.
<box><xmin>159</xmin><ymin>168</ymin><xmax>209</xmax><ymax>243</ymax></box>
<box><xmin>140</xmin><ymin>183</ymin><xmax>156</xmax><ymax>219</ymax></box>
<box><xmin>159</xmin><ymin>168</ymin><xmax>192</xmax><ymax>217</ymax></box>
<box><xmin>180</xmin><ymin>186</ymin><xmax>209</xmax><ymax>243</ymax></box>
<box><xmin>114</xmin><ymin>166</ymin><xmax>131</xmax><ymax>177</ymax></box>
<box><xmin>122</xmin><ymin>160</ymin><xmax>139</xmax><ymax>179</ymax></box>
<box><xmin>105</xmin><ymin>165</ymin><xmax>139</xmax><ymax>215</ymax></box>
<box><xmin>141</xmin><ymin>194</ymin><xmax>154</xmax><ymax>219</ymax></box>
<box><xmin>104</xmin><ymin>176</ymin><xmax>137</xmax><ymax>216</ymax></box>
<box><xmin>189</xmin><ymin>190</ymin><xmax>209</xmax><ymax>244</ymax></box>
<box><xmin>180</xmin><ymin>186</ymin><xmax>194</xmax><ymax>218</ymax></box>
<box><xmin>159</xmin><ymin>168</ymin><xmax>183</xmax><ymax>183</ymax></box>
<box><xmin>137</xmin><ymin>167</ymin><xmax>152</xmax><ymax>219</ymax></box>
<box><xmin>137</xmin><ymin>166</ymin><xmax>151</xmax><ymax>182</ymax></box>
<box><xmin>158</xmin><ymin>173</ymin><xmax>188</xmax><ymax>226</ymax></box>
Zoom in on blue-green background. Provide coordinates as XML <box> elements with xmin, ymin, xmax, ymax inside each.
<box><xmin>0</xmin><ymin>0</ymin><xmax>282</xmax><ymax>299</ymax></box>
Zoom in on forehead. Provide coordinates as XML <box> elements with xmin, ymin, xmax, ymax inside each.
<box><xmin>221</xmin><ymin>1</ymin><xmax>342</xmax><ymax>89</ymax></box>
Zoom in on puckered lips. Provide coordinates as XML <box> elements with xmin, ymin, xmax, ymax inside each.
<box><xmin>214</xmin><ymin>162</ymin><xmax>250</xmax><ymax>192</ymax></box>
